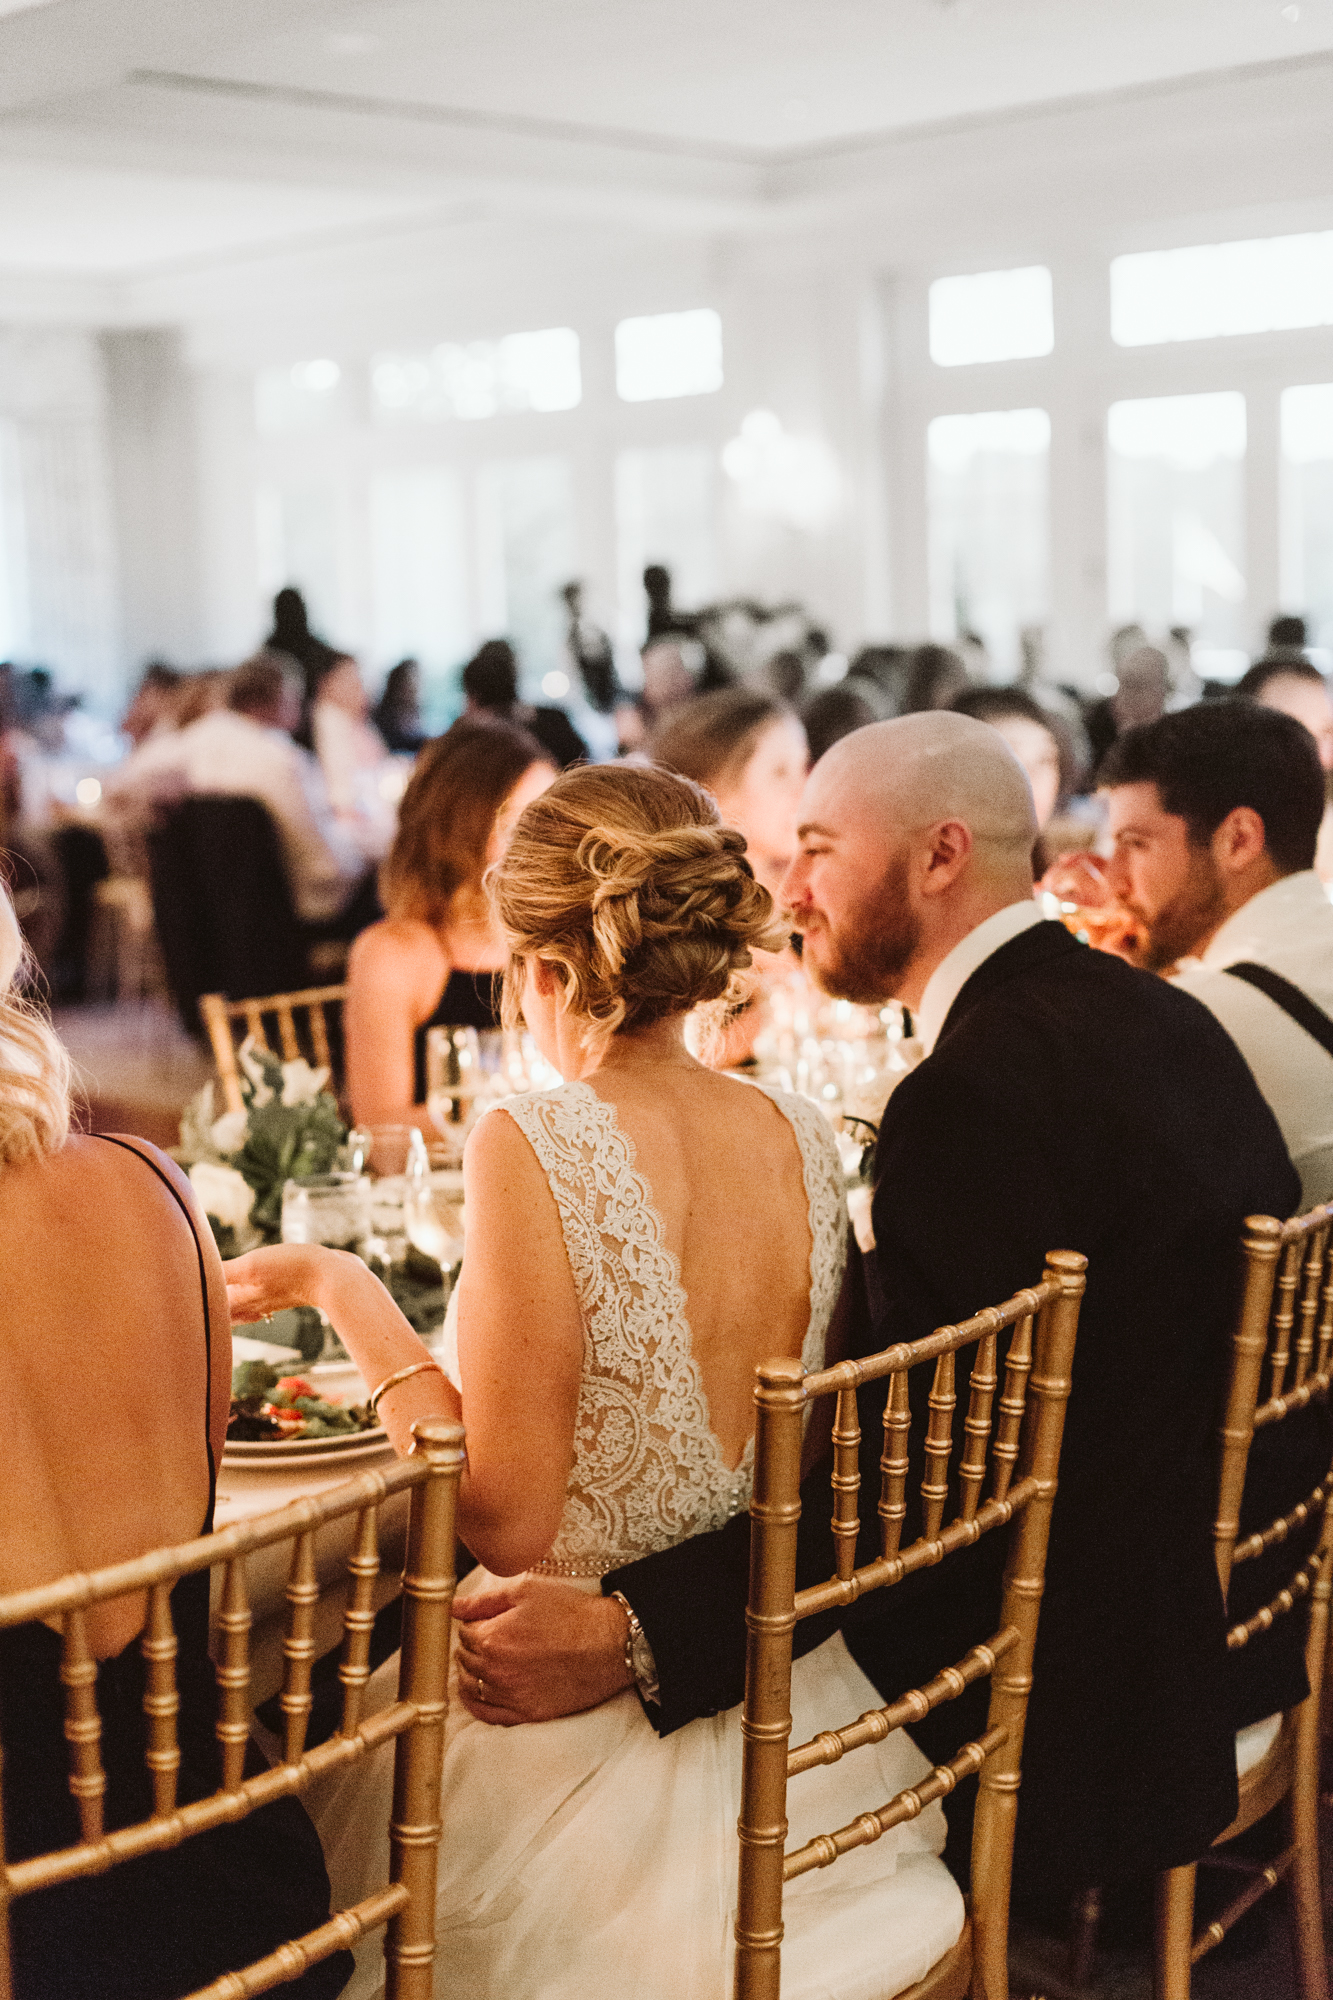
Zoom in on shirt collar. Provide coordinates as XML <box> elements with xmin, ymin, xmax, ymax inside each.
<box><xmin>916</xmin><ymin>900</ymin><xmax>1046</xmax><ymax>1055</ymax></box>
<box><xmin>1197</xmin><ymin>871</ymin><xmax>1329</xmax><ymax>970</ymax></box>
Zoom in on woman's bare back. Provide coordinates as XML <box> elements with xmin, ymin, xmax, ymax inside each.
<box><xmin>560</xmin><ymin>1065</ymin><xmax>823</xmax><ymax>1468</ymax></box>
<box><xmin>0</xmin><ymin>1136</ymin><xmax>230</xmax><ymax>1654</ymax></box>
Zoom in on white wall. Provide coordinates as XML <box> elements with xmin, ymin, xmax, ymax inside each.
<box><xmin>6</xmin><ymin>54</ymin><xmax>1333</xmax><ymax>699</ymax></box>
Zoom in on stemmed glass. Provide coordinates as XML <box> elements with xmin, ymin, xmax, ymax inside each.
<box><xmin>345</xmin><ymin>1124</ymin><xmax>429</xmax><ymax>1264</ymax></box>
<box><xmin>280</xmin><ymin>1171</ymin><xmax>372</xmax><ymax>1363</ymax></box>
<box><xmin>425</xmin><ymin>1027</ymin><xmax>484</xmax><ymax>1165</ymax></box>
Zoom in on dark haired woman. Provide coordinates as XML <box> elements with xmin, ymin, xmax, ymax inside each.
<box><xmin>343</xmin><ymin>716</ymin><xmax>553</xmax><ymax>1126</ymax></box>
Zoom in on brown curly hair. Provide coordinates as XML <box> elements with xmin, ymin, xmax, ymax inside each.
<box><xmin>380</xmin><ymin>715</ymin><xmax>549</xmax><ymax>927</ymax></box>
<box><xmin>491</xmin><ymin>763</ymin><xmax>786</xmax><ymax>1048</ymax></box>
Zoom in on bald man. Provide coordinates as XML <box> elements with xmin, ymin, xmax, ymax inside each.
<box><xmin>451</xmin><ymin>715</ymin><xmax>1298</xmax><ymax>1912</ymax></box>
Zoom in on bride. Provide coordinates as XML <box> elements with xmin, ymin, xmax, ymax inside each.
<box><xmin>225</xmin><ymin>764</ymin><xmax>964</xmax><ymax>2000</ymax></box>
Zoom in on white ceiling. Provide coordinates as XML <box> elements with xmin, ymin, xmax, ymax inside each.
<box><xmin>0</xmin><ymin>0</ymin><xmax>1329</xmax><ymax>279</ymax></box>
<box><xmin>160</xmin><ymin>0</ymin><xmax>1333</xmax><ymax>155</ymax></box>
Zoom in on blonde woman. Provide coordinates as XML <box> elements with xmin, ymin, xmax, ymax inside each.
<box><xmin>344</xmin><ymin>715</ymin><xmax>554</xmax><ymax>1126</ymax></box>
<box><xmin>0</xmin><ymin>882</ymin><xmax>350</xmax><ymax>2000</ymax></box>
<box><xmin>225</xmin><ymin>764</ymin><xmax>964</xmax><ymax>2000</ymax></box>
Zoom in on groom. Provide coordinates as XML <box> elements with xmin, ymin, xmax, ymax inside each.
<box><xmin>453</xmin><ymin>713</ymin><xmax>1299</xmax><ymax>1904</ymax></box>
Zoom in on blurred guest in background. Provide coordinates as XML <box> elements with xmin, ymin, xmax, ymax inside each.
<box><xmin>802</xmin><ymin>680</ymin><xmax>884</xmax><ymax>766</ymax></box>
<box><xmin>103</xmin><ymin>651</ymin><xmax>371</xmax><ymax>930</ymax></box>
<box><xmin>1085</xmin><ymin>643</ymin><xmax>1171</xmax><ymax>768</ymax></box>
<box><xmin>265</xmin><ymin>586</ymin><xmax>339</xmax><ymax>718</ymax></box>
<box><xmin>170</xmin><ymin>669</ymin><xmax>232</xmax><ymax>732</ymax></box>
<box><xmin>120</xmin><ymin>662</ymin><xmax>182</xmax><ymax>748</ymax></box>
<box><xmin>951</xmin><ymin>687</ymin><xmax>1066</xmax><ymax>829</ymax></box>
<box><xmin>344</xmin><ymin>716</ymin><xmax>554</xmax><ymax>1126</ymax></box>
<box><xmin>1262</xmin><ymin>612</ymin><xmax>1309</xmax><ymax>659</ymax></box>
<box><xmin>902</xmin><ymin>643</ymin><xmax>970</xmax><ymax>715</ymax></box>
<box><xmin>462</xmin><ymin>639</ymin><xmax>588</xmax><ymax>770</ymax></box>
<box><xmin>1235</xmin><ymin>654</ymin><xmax>1333</xmax><ymax>771</ymax></box>
<box><xmin>310</xmin><ymin>655</ymin><xmax>394</xmax><ymax>860</ymax></box>
<box><xmin>561</xmin><ymin>582</ymin><xmax>619</xmax><ymax>714</ymax></box>
<box><xmin>650</xmin><ymin>688</ymin><xmax>807</xmax><ymax>902</ymax></box>
<box><xmin>373</xmin><ymin>658</ymin><xmax>426</xmax><ymax>754</ymax></box>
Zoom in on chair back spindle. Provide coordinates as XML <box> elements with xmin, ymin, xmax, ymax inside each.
<box><xmin>200</xmin><ymin>985</ymin><xmax>347</xmax><ymax>1116</ymax></box>
<box><xmin>0</xmin><ymin>1420</ymin><xmax>464</xmax><ymax>2000</ymax></box>
<box><xmin>734</xmin><ymin>1249</ymin><xmax>1087</xmax><ymax>2000</ymax></box>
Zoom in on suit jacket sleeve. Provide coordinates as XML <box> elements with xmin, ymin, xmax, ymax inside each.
<box><xmin>601</xmin><ymin>1245</ymin><xmax>868</xmax><ymax>1736</ymax></box>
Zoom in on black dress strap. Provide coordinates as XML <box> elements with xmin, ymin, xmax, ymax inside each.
<box><xmin>89</xmin><ymin>1134</ymin><xmax>216</xmax><ymax>1498</ymax></box>
<box><xmin>1222</xmin><ymin>961</ymin><xmax>1333</xmax><ymax>1063</ymax></box>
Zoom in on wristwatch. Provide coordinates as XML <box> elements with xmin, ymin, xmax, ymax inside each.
<box><xmin>608</xmin><ymin>1590</ymin><xmax>660</xmax><ymax>1707</ymax></box>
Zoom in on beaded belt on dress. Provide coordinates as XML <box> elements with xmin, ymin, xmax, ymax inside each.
<box><xmin>530</xmin><ymin>1555</ymin><xmax>608</xmax><ymax>1579</ymax></box>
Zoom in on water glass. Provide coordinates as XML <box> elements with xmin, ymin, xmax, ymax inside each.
<box><xmin>345</xmin><ymin>1124</ymin><xmax>428</xmax><ymax>1261</ymax></box>
<box><xmin>280</xmin><ymin>1171</ymin><xmax>372</xmax><ymax>1362</ymax></box>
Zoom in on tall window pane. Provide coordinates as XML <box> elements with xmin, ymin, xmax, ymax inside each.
<box><xmin>256</xmin><ymin>482</ymin><xmax>343</xmax><ymax>637</ymax></box>
<box><xmin>927</xmin><ymin>408</ymin><xmax>1050</xmax><ymax>678</ymax></box>
<box><xmin>370</xmin><ymin>467</ymin><xmax>470</xmax><ymax>678</ymax></box>
<box><xmin>255</xmin><ymin>359</ymin><xmax>343</xmax><ymax>435</ymax></box>
<box><xmin>615</xmin><ymin>310</ymin><xmax>723</xmax><ymax>403</ymax></box>
<box><xmin>928</xmin><ymin>267</ymin><xmax>1053</xmax><ymax>368</ymax></box>
<box><xmin>475</xmin><ymin>458</ymin><xmax>575</xmax><ymax>682</ymax></box>
<box><xmin>1107</xmin><ymin>391</ymin><xmax>1246</xmax><ymax>660</ymax></box>
<box><xmin>1112</xmin><ymin>232</ymin><xmax>1333</xmax><ymax>347</ymax></box>
<box><xmin>615</xmin><ymin>445</ymin><xmax>716</xmax><ymax>641</ymax></box>
<box><xmin>1281</xmin><ymin>384</ymin><xmax>1333</xmax><ymax>653</ymax></box>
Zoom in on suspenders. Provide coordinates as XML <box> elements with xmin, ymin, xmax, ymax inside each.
<box><xmin>1222</xmin><ymin>960</ymin><xmax>1333</xmax><ymax>1062</ymax></box>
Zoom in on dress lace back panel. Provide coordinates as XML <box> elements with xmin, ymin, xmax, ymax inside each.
<box><xmin>497</xmin><ymin>1078</ymin><xmax>846</xmax><ymax>1577</ymax></box>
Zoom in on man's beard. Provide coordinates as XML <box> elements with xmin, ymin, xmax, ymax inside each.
<box><xmin>1130</xmin><ymin>850</ymin><xmax>1229</xmax><ymax>973</ymax></box>
<box><xmin>799</xmin><ymin>854</ymin><xmax>921</xmax><ymax>1005</ymax></box>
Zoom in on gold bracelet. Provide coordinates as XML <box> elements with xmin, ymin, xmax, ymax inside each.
<box><xmin>368</xmin><ymin>1359</ymin><xmax>446</xmax><ymax>1416</ymax></box>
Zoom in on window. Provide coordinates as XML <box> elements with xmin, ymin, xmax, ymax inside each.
<box><xmin>256</xmin><ymin>482</ymin><xmax>344</xmax><ymax>637</ymax></box>
<box><xmin>927</xmin><ymin>408</ymin><xmax>1050</xmax><ymax>677</ymax></box>
<box><xmin>475</xmin><ymin>458</ymin><xmax>576</xmax><ymax>681</ymax></box>
<box><xmin>928</xmin><ymin>267</ymin><xmax>1053</xmax><ymax>368</ymax></box>
<box><xmin>1112</xmin><ymin>232</ymin><xmax>1333</xmax><ymax>347</ymax></box>
<box><xmin>255</xmin><ymin>359</ymin><xmax>343</xmax><ymax>435</ymax></box>
<box><xmin>615</xmin><ymin>446</ymin><xmax>717</xmax><ymax>642</ymax></box>
<box><xmin>1281</xmin><ymin>383</ymin><xmax>1333</xmax><ymax>653</ymax></box>
<box><xmin>1106</xmin><ymin>392</ymin><xmax>1247</xmax><ymax>660</ymax></box>
<box><xmin>371</xmin><ymin>328</ymin><xmax>581</xmax><ymax>422</ymax></box>
<box><xmin>615</xmin><ymin>309</ymin><xmax>723</xmax><ymax>403</ymax></box>
<box><xmin>370</xmin><ymin>468</ymin><xmax>471</xmax><ymax>677</ymax></box>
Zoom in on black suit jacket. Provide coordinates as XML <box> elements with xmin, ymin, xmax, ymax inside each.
<box><xmin>606</xmin><ymin>923</ymin><xmax>1302</xmax><ymax>1897</ymax></box>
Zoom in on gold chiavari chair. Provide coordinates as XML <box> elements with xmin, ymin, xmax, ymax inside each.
<box><xmin>0</xmin><ymin>1420</ymin><xmax>464</xmax><ymax>2000</ymax></box>
<box><xmin>734</xmin><ymin>1249</ymin><xmax>1087</xmax><ymax>2000</ymax></box>
<box><xmin>1152</xmin><ymin>1205</ymin><xmax>1333</xmax><ymax>2000</ymax></box>
<box><xmin>201</xmin><ymin>984</ymin><xmax>348</xmax><ymax>1116</ymax></box>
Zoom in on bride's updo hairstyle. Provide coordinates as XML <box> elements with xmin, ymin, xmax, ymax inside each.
<box><xmin>491</xmin><ymin>763</ymin><xmax>786</xmax><ymax>1047</ymax></box>
<box><xmin>0</xmin><ymin>880</ymin><xmax>71</xmax><ymax>1165</ymax></box>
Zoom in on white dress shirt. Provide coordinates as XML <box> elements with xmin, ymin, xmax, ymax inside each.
<box><xmin>916</xmin><ymin>900</ymin><xmax>1047</xmax><ymax>1055</ymax></box>
<box><xmin>1172</xmin><ymin>870</ymin><xmax>1333</xmax><ymax>1209</ymax></box>
<box><xmin>103</xmin><ymin>709</ymin><xmax>366</xmax><ymax>922</ymax></box>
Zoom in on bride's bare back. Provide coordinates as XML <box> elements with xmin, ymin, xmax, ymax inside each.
<box><xmin>0</xmin><ymin>1137</ymin><xmax>230</xmax><ymax>1655</ymax></box>
<box><xmin>576</xmin><ymin>1061</ymin><xmax>815</xmax><ymax>1466</ymax></box>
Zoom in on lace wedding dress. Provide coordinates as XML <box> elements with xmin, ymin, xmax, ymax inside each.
<box><xmin>311</xmin><ymin>1080</ymin><xmax>964</xmax><ymax>2000</ymax></box>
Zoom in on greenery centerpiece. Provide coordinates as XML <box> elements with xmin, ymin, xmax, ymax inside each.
<box><xmin>178</xmin><ymin>1039</ymin><xmax>447</xmax><ymax>1361</ymax></box>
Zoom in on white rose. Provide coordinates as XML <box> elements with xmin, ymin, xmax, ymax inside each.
<box><xmin>210</xmin><ymin>1109</ymin><xmax>249</xmax><ymax>1154</ymax></box>
<box><xmin>189</xmin><ymin>1161</ymin><xmax>254</xmax><ymax>1233</ymax></box>
<box><xmin>280</xmin><ymin>1058</ymin><xmax>330</xmax><ymax>1108</ymax></box>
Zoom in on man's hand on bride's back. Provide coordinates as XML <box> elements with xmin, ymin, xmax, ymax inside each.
<box><xmin>453</xmin><ymin>1576</ymin><xmax>632</xmax><ymax>1726</ymax></box>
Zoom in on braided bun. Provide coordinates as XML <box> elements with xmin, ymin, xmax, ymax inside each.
<box><xmin>491</xmin><ymin>763</ymin><xmax>786</xmax><ymax>1047</ymax></box>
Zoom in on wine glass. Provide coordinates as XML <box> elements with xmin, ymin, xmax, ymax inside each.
<box><xmin>280</xmin><ymin>1172</ymin><xmax>372</xmax><ymax>1363</ymax></box>
<box><xmin>425</xmin><ymin>1027</ymin><xmax>483</xmax><ymax>1164</ymax></box>
<box><xmin>345</xmin><ymin>1125</ymin><xmax>428</xmax><ymax>1264</ymax></box>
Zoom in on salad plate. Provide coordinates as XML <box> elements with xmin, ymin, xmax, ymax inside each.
<box><xmin>222</xmin><ymin>1429</ymin><xmax>391</xmax><ymax>1467</ymax></box>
